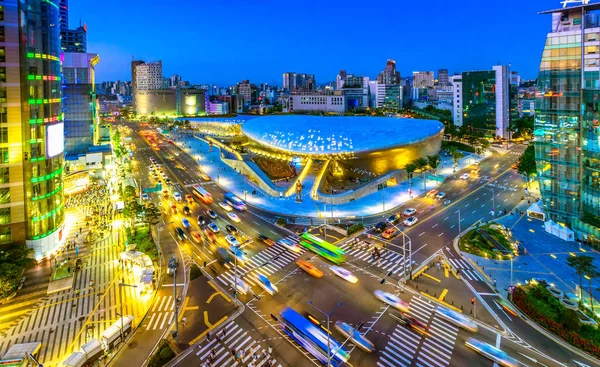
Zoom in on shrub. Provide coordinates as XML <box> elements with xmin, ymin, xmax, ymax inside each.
<box><xmin>147</xmin><ymin>340</ymin><xmax>175</xmax><ymax>367</ymax></box>
<box><xmin>442</xmin><ymin>140</ymin><xmax>476</xmax><ymax>153</ymax></box>
<box><xmin>276</xmin><ymin>218</ymin><xmax>287</xmax><ymax>226</ymax></box>
<box><xmin>190</xmin><ymin>264</ymin><xmax>202</xmax><ymax>281</ymax></box>
<box><xmin>347</xmin><ymin>223</ymin><xmax>364</xmax><ymax>236</ymax></box>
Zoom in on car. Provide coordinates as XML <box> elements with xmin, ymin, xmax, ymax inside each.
<box><xmin>403</xmin><ymin>208</ymin><xmax>417</xmax><ymax>217</ymax></box>
<box><xmin>162</xmin><ymin>190</ymin><xmax>169</xmax><ymax>198</ymax></box>
<box><xmin>387</xmin><ymin>214</ymin><xmax>401</xmax><ymax>224</ymax></box>
<box><xmin>511</xmin><ymin>163</ymin><xmax>518</xmax><ymax>169</ymax></box>
<box><xmin>403</xmin><ymin>217</ymin><xmax>418</xmax><ymax>226</ymax></box>
<box><xmin>207</xmin><ymin>210</ymin><xmax>217</xmax><ymax>219</ymax></box>
<box><xmin>435</xmin><ymin>307</ymin><xmax>478</xmax><ymax>332</ymax></box>
<box><xmin>225</xmin><ymin>224</ymin><xmax>238</xmax><ymax>235</ymax></box>
<box><xmin>460</xmin><ymin>173</ymin><xmax>470</xmax><ymax>180</ymax></box>
<box><xmin>374</xmin><ymin>221</ymin><xmax>388</xmax><ymax>232</ymax></box>
<box><xmin>330</xmin><ymin>266</ymin><xmax>358</xmax><ymax>283</ymax></box>
<box><xmin>232</xmin><ymin>278</ymin><xmax>251</xmax><ymax>295</ymax></box>
<box><xmin>256</xmin><ymin>274</ymin><xmax>278</xmax><ymax>295</ymax></box>
<box><xmin>296</xmin><ymin>259</ymin><xmax>323</xmax><ymax>278</ymax></box>
<box><xmin>227</xmin><ymin>212</ymin><xmax>241</xmax><ymax>223</ymax></box>
<box><xmin>382</xmin><ymin>227</ymin><xmax>398</xmax><ymax>239</ymax></box>
<box><xmin>435</xmin><ymin>192</ymin><xmax>446</xmax><ymax>200</ymax></box>
<box><xmin>226</xmin><ymin>235</ymin><xmax>240</xmax><ymax>247</ymax></box>
<box><xmin>465</xmin><ymin>338</ymin><xmax>519</xmax><ymax>367</ymax></box>
<box><xmin>389</xmin><ymin>312</ymin><xmax>429</xmax><ymax>334</ymax></box>
<box><xmin>228</xmin><ymin>245</ymin><xmax>247</xmax><ymax>264</ymax></box>
<box><xmin>200</xmin><ymin>173</ymin><xmax>210</xmax><ymax>181</ymax></box>
<box><xmin>185</xmin><ymin>194</ymin><xmax>194</xmax><ymax>204</ymax></box>
<box><xmin>175</xmin><ymin>164</ymin><xmax>187</xmax><ymax>171</ymax></box>
<box><xmin>257</xmin><ymin>235</ymin><xmax>275</xmax><ymax>246</ymax></box>
<box><xmin>219</xmin><ymin>202</ymin><xmax>233</xmax><ymax>211</ymax></box>
<box><xmin>165</xmin><ymin>178</ymin><xmax>172</xmax><ymax>185</ymax></box>
<box><xmin>197</xmin><ymin>215</ymin><xmax>205</xmax><ymax>225</ymax></box>
<box><xmin>334</xmin><ymin>321</ymin><xmax>374</xmax><ymax>353</ymax></box>
<box><xmin>174</xmin><ymin>227</ymin><xmax>186</xmax><ymax>241</ymax></box>
<box><xmin>174</xmin><ymin>152</ymin><xmax>180</xmax><ymax>156</ymax></box>
<box><xmin>170</xmin><ymin>203</ymin><xmax>178</xmax><ymax>214</ymax></box>
<box><xmin>374</xmin><ymin>290</ymin><xmax>409</xmax><ymax>312</ymax></box>
<box><xmin>207</xmin><ymin>222</ymin><xmax>219</xmax><ymax>233</ymax></box>
<box><xmin>278</xmin><ymin>238</ymin><xmax>302</xmax><ymax>253</ymax></box>
<box><xmin>190</xmin><ymin>231</ymin><xmax>202</xmax><ymax>244</ymax></box>
<box><xmin>181</xmin><ymin>218</ymin><xmax>191</xmax><ymax>229</ymax></box>
<box><xmin>183</xmin><ymin>206</ymin><xmax>191</xmax><ymax>215</ymax></box>
<box><xmin>174</xmin><ymin>192</ymin><xmax>182</xmax><ymax>202</ymax></box>
<box><xmin>204</xmin><ymin>228</ymin><xmax>216</xmax><ymax>242</ymax></box>
<box><xmin>142</xmin><ymin>193</ymin><xmax>149</xmax><ymax>201</ymax></box>
<box><xmin>426</xmin><ymin>189</ymin><xmax>439</xmax><ymax>198</ymax></box>
<box><xmin>153</xmin><ymin>174</ymin><xmax>159</xmax><ymax>180</ymax></box>
<box><xmin>169</xmin><ymin>157</ymin><xmax>176</xmax><ymax>162</ymax></box>
<box><xmin>470</xmin><ymin>168</ymin><xmax>480</xmax><ymax>176</ymax></box>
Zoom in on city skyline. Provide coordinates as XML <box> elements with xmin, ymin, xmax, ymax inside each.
<box><xmin>69</xmin><ymin>0</ymin><xmax>552</xmax><ymax>84</ymax></box>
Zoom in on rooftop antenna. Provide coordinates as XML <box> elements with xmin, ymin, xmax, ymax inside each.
<box><xmin>561</xmin><ymin>0</ymin><xmax>590</xmax><ymax>8</ymax></box>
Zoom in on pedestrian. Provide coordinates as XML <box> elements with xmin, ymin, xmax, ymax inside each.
<box><xmin>215</xmin><ymin>334</ymin><xmax>221</xmax><ymax>343</ymax></box>
<box><xmin>262</xmin><ymin>350</ymin><xmax>267</xmax><ymax>359</ymax></box>
<box><xmin>222</xmin><ymin>328</ymin><xmax>226</xmax><ymax>337</ymax></box>
<box><xmin>231</xmin><ymin>348</ymin><xmax>236</xmax><ymax>357</ymax></box>
<box><xmin>493</xmin><ymin>279</ymin><xmax>497</xmax><ymax>287</ymax></box>
<box><xmin>268</xmin><ymin>346</ymin><xmax>272</xmax><ymax>355</ymax></box>
<box><xmin>207</xmin><ymin>331</ymin><xmax>211</xmax><ymax>341</ymax></box>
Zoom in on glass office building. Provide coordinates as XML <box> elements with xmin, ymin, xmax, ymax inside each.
<box><xmin>536</xmin><ymin>3</ymin><xmax>600</xmax><ymax>242</ymax></box>
<box><xmin>1</xmin><ymin>0</ymin><xmax>65</xmax><ymax>258</ymax></box>
<box><xmin>462</xmin><ymin>71</ymin><xmax>497</xmax><ymax>133</ymax></box>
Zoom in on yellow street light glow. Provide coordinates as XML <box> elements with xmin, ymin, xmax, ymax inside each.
<box><xmin>570</xmin><ymin>252</ymin><xmax>576</xmax><ymax>257</ymax></box>
<box><xmin>550</xmin><ymin>254</ymin><xmax>557</xmax><ymax>259</ymax></box>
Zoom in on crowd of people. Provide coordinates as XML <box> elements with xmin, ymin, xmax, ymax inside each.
<box><xmin>202</xmin><ymin>328</ymin><xmax>277</xmax><ymax>367</ymax></box>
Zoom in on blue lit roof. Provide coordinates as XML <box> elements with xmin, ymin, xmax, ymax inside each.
<box><xmin>242</xmin><ymin>115</ymin><xmax>444</xmax><ymax>155</ymax></box>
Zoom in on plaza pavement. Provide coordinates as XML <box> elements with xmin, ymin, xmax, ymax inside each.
<box><xmin>174</xmin><ymin>133</ymin><xmax>490</xmax><ymax>219</ymax></box>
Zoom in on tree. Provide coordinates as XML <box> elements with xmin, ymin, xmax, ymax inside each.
<box><xmin>413</xmin><ymin>157</ymin><xmax>429</xmax><ymax>190</ymax></box>
<box><xmin>449</xmin><ymin>146</ymin><xmax>463</xmax><ymax>172</ymax></box>
<box><xmin>405</xmin><ymin>163</ymin><xmax>417</xmax><ymax>186</ymax></box>
<box><xmin>123</xmin><ymin>185</ymin><xmax>137</xmax><ymax>202</ymax></box>
<box><xmin>143</xmin><ymin>204</ymin><xmax>161</xmax><ymax>226</ymax></box>
<box><xmin>427</xmin><ymin>155</ymin><xmax>440</xmax><ymax>175</ymax></box>
<box><xmin>567</xmin><ymin>255</ymin><xmax>596</xmax><ymax>307</ymax></box>
<box><xmin>588</xmin><ymin>268</ymin><xmax>600</xmax><ymax>316</ymax></box>
<box><xmin>0</xmin><ymin>245</ymin><xmax>34</xmax><ymax>298</ymax></box>
<box><xmin>517</xmin><ymin>145</ymin><xmax>537</xmax><ymax>188</ymax></box>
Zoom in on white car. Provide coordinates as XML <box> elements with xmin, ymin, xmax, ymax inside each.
<box><xmin>330</xmin><ymin>266</ymin><xmax>358</xmax><ymax>283</ymax></box>
<box><xmin>173</xmin><ymin>192</ymin><xmax>182</xmax><ymax>202</ymax></box>
<box><xmin>435</xmin><ymin>192</ymin><xmax>447</xmax><ymax>200</ymax></box>
<box><xmin>226</xmin><ymin>234</ymin><xmax>240</xmax><ymax>247</ymax></box>
<box><xmin>227</xmin><ymin>212</ymin><xmax>241</xmax><ymax>223</ymax></box>
<box><xmin>374</xmin><ymin>290</ymin><xmax>409</xmax><ymax>312</ymax></box>
<box><xmin>403</xmin><ymin>208</ymin><xmax>417</xmax><ymax>217</ymax></box>
<box><xmin>460</xmin><ymin>173</ymin><xmax>470</xmax><ymax>180</ymax></box>
<box><xmin>219</xmin><ymin>202</ymin><xmax>233</xmax><ymax>211</ymax></box>
<box><xmin>403</xmin><ymin>217</ymin><xmax>418</xmax><ymax>226</ymax></box>
<box><xmin>436</xmin><ymin>307</ymin><xmax>478</xmax><ymax>332</ymax></box>
<box><xmin>278</xmin><ymin>238</ymin><xmax>302</xmax><ymax>253</ymax></box>
<box><xmin>232</xmin><ymin>278</ymin><xmax>251</xmax><ymax>295</ymax></box>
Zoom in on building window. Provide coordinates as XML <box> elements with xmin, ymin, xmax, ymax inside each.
<box><xmin>0</xmin><ymin>47</ymin><xmax>5</xmax><ymax>62</ymax></box>
<box><xmin>0</xmin><ymin>6</ymin><xmax>4</xmax><ymax>21</ymax></box>
<box><xmin>0</xmin><ymin>67</ymin><xmax>5</xmax><ymax>82</ymax></box>
<box><xmin>0</xmin><ymin>187</ymin><xmax>9</xmax><ymax>203</ymax></box>
<box><xmin>0</xmin><ymin>147</ymin><xmax>8</xmax><ymax>163</ymax></box>
<box><xmin>0</xmin><ymin>208</ymin><xmax>9</xmax><ymax>224</ymax></box>
<box><xmin>0</xmin><ymin>167</ymin><xmax>9</xmax><ymax>184</ymax></box>
<box><xmin>0</xmin><ymin>227</ymin><xmax>10</xmax><ymax>244</ymax></box>
<box><xmin>0</xmin><ymin>27</ymin><xmax>5</xmax><ymax>43</ymax></box>
<box><xmin>0</xmin><ymin>127</ymin><xmax>8</xmax><ymax>143</ymax></box>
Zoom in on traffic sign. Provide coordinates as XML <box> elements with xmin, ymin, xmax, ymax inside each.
<box><xmin>143</xmin><ymin>183</ymin><xmax>162</xmax><ymax>193</ymax></box>
<box><xmin>427</xmin><ymin>174</ymin><xmax>444</xmax><ymax>182</ymax></box>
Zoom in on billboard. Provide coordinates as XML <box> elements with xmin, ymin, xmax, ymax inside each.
<box><xmin>46</xmin><ymin>123</ymin><xmax>64</xmax><ymax>158</ymax></box>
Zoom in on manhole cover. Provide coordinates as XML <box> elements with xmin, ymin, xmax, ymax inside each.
<box><xmin>128</xmin><ymin>340</ymin><xmax>138</xmax><ymax>349</ymax></box>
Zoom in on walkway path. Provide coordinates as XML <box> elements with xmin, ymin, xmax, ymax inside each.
<box><xmin>172</xmin><ymin>133</ymin><xmax>485</xmax><ymax>219</ymax></box>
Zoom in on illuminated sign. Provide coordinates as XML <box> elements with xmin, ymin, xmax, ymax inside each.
<box><xmin>46</xmin><ymin>123</ymin><xmax>64</xmax><ymax>158</ymax></box>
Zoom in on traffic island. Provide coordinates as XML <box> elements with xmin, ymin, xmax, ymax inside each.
<box><xmin>147</xmin><ymin>339</ymin><xmax>175</xmax><ymax>367</ymax></box>
<box><xmin>512</xmin><ymin>283</ymin><xmax>600</xmax><ymax>358</ymax></box>
<box><xmin>459</xmin><ymin>223</ymin><xmax>517</xmax><ymax>260</ymax></box>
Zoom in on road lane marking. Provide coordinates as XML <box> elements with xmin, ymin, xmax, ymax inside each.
<box><xmin>439</xmin><ymin>289</ymin><xmax>448</xmax><ymax>301</ymax></box>
<box><xmin>419</xmin><ymin>232</ymin><xmax>425</xmax><ymax>237</ymax></box>
<box><xmin>422</xmin><ymin>273</ymin><xmax>441</xmax><ymax>282</ymax></box>
<box><xmin>472</xmin><ymin>210</ymin><xmax>476</xmax><ymax>214</ymax></box>
<box><xmin>444</xmin><ymin>216</ymin><xmax>449</xmax><ymax>221</ymax></box>
<box><xmin>432</xmin><ymin>224</ymin><xmax>438</xmax><ymax>228</ymax></box>
<box><xmin>438</xmin><ymin>232</ymin><xmax>444</xmax><ymax>237</ymax></box>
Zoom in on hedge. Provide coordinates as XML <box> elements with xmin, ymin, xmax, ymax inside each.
<box><xmin>512</xmin><ymin>285</ymin><xmax>600</xmax><ymax>358</ymax></box>
<box><xmin>441</xmin><ymin>140</ymin><xmax>476</xmax><ymax>153</ymax></box>
<box><xmin>347</xmin><ymin>223</ymin><xmax>365</xmax><ymax>236</ymax></box>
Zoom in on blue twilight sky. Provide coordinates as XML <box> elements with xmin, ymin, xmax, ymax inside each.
<box><xmin>69</xmin><ymin>0</ymin><xmax>557</xmax><ymax>86</ymax></box>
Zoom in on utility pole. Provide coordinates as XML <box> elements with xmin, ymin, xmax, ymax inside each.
<box><xmin>308</xmin><ymin>300</ymin><xmax>342</xmax><ymax>367</ymax></box>
<box><xmin>168</xmin><ymin>255</ymin><xmax>179</xmax><ymax>343</ymax></box>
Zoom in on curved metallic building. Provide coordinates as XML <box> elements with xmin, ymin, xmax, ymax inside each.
<box><xmin>242</xmin><ymin>115</ymin><xmax>444</xmax><ymax>175</ymax></box>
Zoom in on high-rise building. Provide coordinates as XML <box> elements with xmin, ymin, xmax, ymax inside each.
<box><xmin>510</xmin><ymin>71</ymin><xmax>521</xmax><ymax>86</ymax></box>
<box><xmin>63</xmin><ymin>53</ymin><xmax>100</xmax><ymax>157</ymax></box>
<box><xmin>535</xmin><ymin>2</ymin><xmax>600</xmax><ymax>239</ymax></box>
<box><xmin>452</xmin><ymin>66</ymin><xmax>510</xmax><ymax>138</ymax></box>
<box><xmin>376</xmin><ymin>59</ymin><xmax>401</xmax><ymax>85</ymax></box>
<box><xmin>413</xmin><ymin>71</ymin><xmax>435</xmax><ymax>88</ymax></box>
<box><xmin>135</xmin><ymin>61</ymin><xmax>163</xmax><ymax>91</ymax></box>
<box><xmin>59</xmin><ymin>0</ymin><xmax>68</xmax><ymax>32</ymax></box>
<box><xmin>131</xmin><ymin>60</ymin><xmax>144</xmax><ymax>108</ymax></box>
<box><xmin>2</xmin><ymin>0</ymin><xmax>65</xmax><ymax>257</ymax></box>
<box><xmin>61</xmin><ymin>25</ymin><xmax>87</xmax><ymax>53</ymax></box>
<box><xmin>282</xmin><ymin>72</ymin><xmax>315</xmax><ymax>91</ymax></box>
<box><xmin>282</xmin><ymin>72</ymin><xmax>296</xmax><ymax>91</ymax></box>
<box><xmin>437</xmin><ymin>69</ymin><xmax>449</xmax><ymax>85</ymax></box>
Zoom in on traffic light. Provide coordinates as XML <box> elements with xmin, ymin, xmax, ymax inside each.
<box><xmin>380</xmin><ymin>279</ymin><xmax>386</xmax><ymax>284</ymax></box>
<box><xmin>471</xmin><ymin>298</ymin><xmax>475</xmax><ymax>305</ymax></box>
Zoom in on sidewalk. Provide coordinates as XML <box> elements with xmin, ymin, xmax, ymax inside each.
<box><xmin>173</xmin><ymin>133</ymin><xmax>486</xmax><ymax>218</ymax></box>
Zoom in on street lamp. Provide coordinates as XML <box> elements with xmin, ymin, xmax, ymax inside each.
<box><xmin>117</xmin><ymin>278</ymin><xmax>137</xmax><ymax>344</ymax></box>
<box><xmin>484</xmin><ymin>186</ymin><xmax>496</xmax><ymax>216</ymax></box>
<box><xmin>168</xmin><ymin>255</ymin><xmax>180</xmax><ymax>343</ymax></box>
<box><xmin>380</xmin><ymin>222</ymin><xmax>413</xmax><ymax>282</ymax></box>
<box><xmin>308</xmin><ymin>300</ymin><xmax>342</xmax><ymax>367</ymax></box>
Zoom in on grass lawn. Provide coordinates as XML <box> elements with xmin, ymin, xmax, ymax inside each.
<box><xmin>459</xmin><ymin>224</ymin><xmax>512</xmax><ymax>260</ymax></box>
<box><xmin>52</xmin><ymin>260</ymin><xmax>73</xmax><ymax>280</ymax></box>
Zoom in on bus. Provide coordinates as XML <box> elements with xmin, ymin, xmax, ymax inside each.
<box><xmin>224</xmin><ymin>192</ymin><xmax>247</xmax><ymax>211</ymax></box>
<box><xmin>192</xmin><ymin>185</ymin><xmax>213</xmax><ymax>204</ymax></box>
<box><xmin>300</xmin><ymin>232</ymin><xmax>346</xmax><ymax>265</ymax></box>
<box><xmin>279</xmin><ymin>307</ymin><xmax>349</xmax><ymax>367</ymax></box>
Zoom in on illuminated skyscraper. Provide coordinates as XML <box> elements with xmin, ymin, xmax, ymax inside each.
<box><xmin>1</xmin><ymin>0</ymin><xmax>65</xmax><ymax>257</ymax></box>
<box><xmin>535</xmin><ymin>2</ymin><xmax>600</xmax><ymax>240</ymax></box>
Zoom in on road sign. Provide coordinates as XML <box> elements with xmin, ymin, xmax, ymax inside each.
<box><xmin>143</xmin><ymin>183</ymin><xmax>163</xmax><ymax>193</ymax></box>
<box><xmin>427</xmin><ymin>174</ymin><xmax>444</xmax><ymax>182</ymax></box>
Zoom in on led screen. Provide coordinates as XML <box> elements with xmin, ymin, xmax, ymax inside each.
<box><xmin>46</xmin><ymin>123</ymin><xmax>64</xmax><ymax>158</ymax></box>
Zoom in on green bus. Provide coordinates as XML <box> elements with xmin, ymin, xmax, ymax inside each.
<box><xmin>300</xmin><ymin>232</ymin><xmax>346</xmax><ymax>264</ymax></box>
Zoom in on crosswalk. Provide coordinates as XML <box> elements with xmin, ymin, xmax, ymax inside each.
<box><xmin>195</xmin><ymin>321</ymin><xmax>283</xmax><ymax>367</ymax></box>
<box><xmin>446</xmin><ymin>257</ymin><xmax>485</xmax><ymax>282</ymax></box>
<box><xmin>145</xmin><ymin>295</ymin><xmax>174</xmax><ymax>331</ymax></box>
<box><xmin>216</xmin><ymin>236</ymin><xmax>304</xmax><ymax>290</ymax></box>
<box><xmin>339</xmin><ymin>240</ymin><xmax>415</xmax><ymax>277</ymax></box>
<box><xmin>378</xmin><ymin>297</ymin><xmax>459</xmax><ymax>367</ymax></box>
